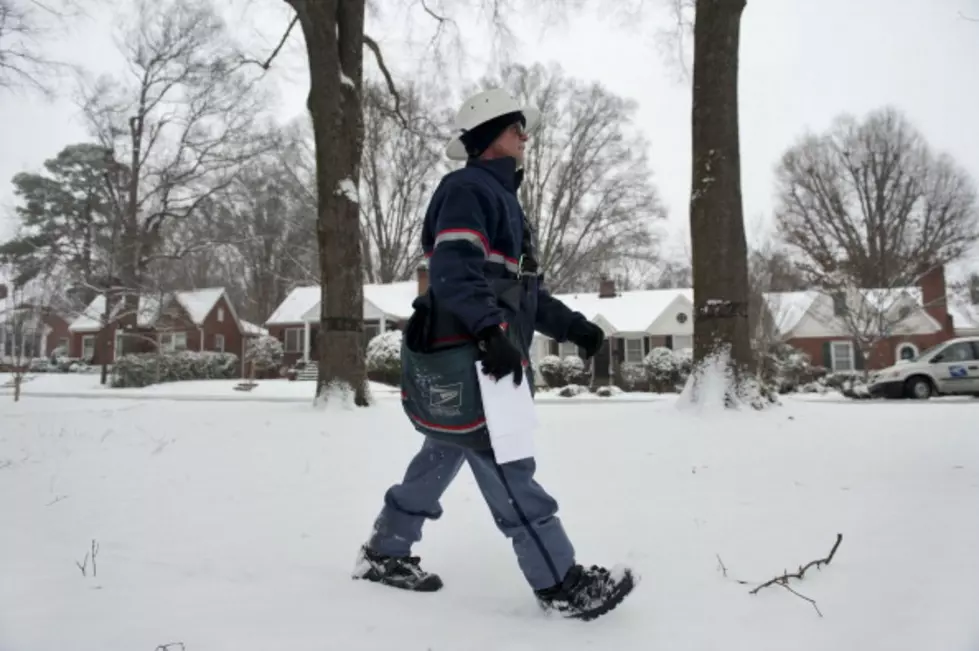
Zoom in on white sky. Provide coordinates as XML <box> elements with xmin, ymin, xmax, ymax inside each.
<box><xmin>1</xmin><ymin>0</ymin><xmax>978</xmax><ymax>276</ymax></box>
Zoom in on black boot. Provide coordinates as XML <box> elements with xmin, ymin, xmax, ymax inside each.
<box><xmin>535</xmin><ymin>563</ymin><xmax>637</xmax><ymax>621</ymax></box>
<box><xmin>351</xmin><ymin>545</ymin><xmax>444</xmax><ymax>592</ymax></box>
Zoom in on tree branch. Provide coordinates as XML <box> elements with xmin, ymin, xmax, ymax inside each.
<box><xmin>362</xmin><ymin>33</ymin><xmax>408</xmax><ymax>129</ymax></box>
<box><xmin>241</xmin><ymin>13</ymin><xmax>299</xmax><ymax>70</ymax></box>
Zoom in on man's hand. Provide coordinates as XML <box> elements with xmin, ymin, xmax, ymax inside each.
<box><xmin>567</xmin><ymin>318</ymin><xmax>605</xmax><ymax>359</ymax></box>
<box><xmin>475</xmin><ymin>325</ymin><xmax>524</xmax><ymax>386</ymax></box>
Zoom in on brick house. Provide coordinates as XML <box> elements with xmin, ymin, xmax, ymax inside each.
<box><xmin>529</xmin><ymin>278</ymin><xmax>695</xmax><ymax>385</ymax></box>
<box><xmin>264</xmin><ymin>270</ymin><xmax>426</xmax><ymax>367</ymax></box>
<box><xmin>68</xmin><ymin>288</ymin><xmax>256</xmax><ymax>369</ymax></box>
<box><xmin>761</xmin><ymin>266</ymin><xmax>965</xmax><ymax>372</ymax></box>
<box><xmin>0</xmin><ymin>303</ymin><xmax>72</xmax><ymax>362</ymax></box>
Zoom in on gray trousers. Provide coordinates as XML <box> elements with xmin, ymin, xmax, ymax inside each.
<box><xmin>368</xmin><ymin>437</ymin><xmax>575</xmax><ymax>591</ymax></box>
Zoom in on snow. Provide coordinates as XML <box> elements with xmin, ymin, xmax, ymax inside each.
<box><xmin>340</xmin><ymin>71</ymin><xmax>355</xmax><ymax>88</ymax></box>
<box><xmin>267</xmin><ymin>282</ymin><xmax>417</xmax><ymax>325</ymax></box>
<box><xmin>69</xmin><ymin>288</ymin><xmax>227</xmax><ymax>331</ymax></box>
<box><xmin>949</xmin><ymin>300</ymin><xmax>979</xmax><ymax>333</ymax></box>
<box><xmin>762</xmin><ymin>291</ymin><xmax>821</xmax><ymax>336</ymax></box>
<box><xmin>337</xmin><ymin>177</ymin><xmax>360</xmax><ymax>204</ymax></box>
<box><xmin>3</xmin><ymin>393</ymin><xmax>978</xmax><ymax>650</ymax></box>
<box><xmin>241</xmin><ymin>319</ymin><xmax>269</xmax><ymax>337</ymax></box>
<box><xmin>174</xmin><ymin>287</ymin><xmax>226</xmax><ymax>325</ymax></box>
<box><xmin>552</xmin><ymin>288</ymin><xmax>692</xmax><ymax>334</ymax></box>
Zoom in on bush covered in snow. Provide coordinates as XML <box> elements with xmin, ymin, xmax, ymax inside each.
<box><xmin>759</xmin><ymin>343</ymin><xmax>827</xmax><ymax>393</ymax></box>
<box><xmin>614</xmin><ymin>362</ymin><xmax>648</xmax><ymax>392</ymax></box>
<box><xmin>556</xmin><ymin>383</ymin><xmax>589</xmax><ymax>398</ymax></box>
<box><xmin>245</xmin><ymin>335</ymin><xmax>284</xmax><ymax>376</ymax></box>
<box><xmin>643</xmin><ymin>347</ymin><xmax>691</xmax><ymax>393</ymax></box>
<box><xmin>538</xmin><ymin>354</ymin><xmax>589</xmax><ymax>388</ymax></box>
<box><xmin>560</xmin><ymin>355</ymin><xmax>589</xmax><ymax>385</ymax></box>
<box><xmin>537</xmin><ymin>354</ymin><xmax>566</xmax><ymax>388</ymax></box>
<box><xmin>366</xmin><ymin>330</ymin><xmax>402</xmax><ymax>386</ymax></box>
<box><xmin>594</xmin><ymin>384</ymin><xmax>624</xmax><ymax>398</ymax></box>
<box><xmin>111</xmin><ymin>350</ymin><xmax>240</xmax><ymax>388</ymax></box>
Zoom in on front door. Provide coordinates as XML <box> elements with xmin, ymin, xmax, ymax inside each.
<box><xmin>931</xmin><ymin>341</ymin><xmax>979</xmax><ymax>395</ymax></box>
<box><xmin>592</xmin><ymin>339</ymin><xmax>611</xmax><ymax>384</ymax></box>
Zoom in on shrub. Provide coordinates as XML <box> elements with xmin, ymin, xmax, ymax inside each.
<box><xmin>246</xmin><ymin>335</ymin><xmax>284</xmax><ymax>376</ymax></box>
<box><xmin>560</xmin><ymin>355</ymin><xmax>589</xmax><ymax>385</ymax></box>
<box><xmin>538</xmin><ymin>354</ymin><xmax>566</xmax><ymax>388</ymax></box>
<box><xmin>111</xmin><ymin>350</ymin><xmax>240</xmax><ymax>388</ymax></box>
<box><xmin>366</xmin><ymin>330</ymin><xmax>402</xmax><ymax>386</ymax></box>
<box><xmin>615</xmin><ymin>362</ymin><xmax>648</xmax><ymax>392</ymax></box>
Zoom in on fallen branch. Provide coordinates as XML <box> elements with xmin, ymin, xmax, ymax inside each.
<box><xmin>715</xmin><ymin>533</ymin><xmax>843</xmax><ymax>618</ymax></box>
<box><xmin>748</xmin><ymin>533</ymin><xmax>843</xmax><ymax>594</ymax></box>
<box><xmin>45</xmin><ymin>494</ymin><xmax>68</xmax><ymax>506</ymax></box>
<box><xmin>155</xmin><ymin>643</ymin><xmax>185</xmax><ymax>651</ymax></box>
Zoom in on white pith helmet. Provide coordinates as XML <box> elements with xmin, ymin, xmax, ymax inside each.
<box><xmin>445</xmin><ymin>88</ymin><xmax>540</xmax><ymax>161</ymax></box>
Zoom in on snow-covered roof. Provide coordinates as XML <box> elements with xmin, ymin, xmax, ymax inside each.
<box><xmin>266</xmin><ymin>282</ymin><xmax>418</xmax><ymax>325</ymax></box>
<box><xmin>266</xmin><ymin>287</ymin><xmax>320</xmax><ymax>325</ymax></box>
<box><xmin>949</xmin><ymin>301</ymin><xmax>979</xmax><ymax>333</ymax></box>
<box><xmin>366</xmin><ymin>282</ymin><xmax>417</xmax><ymax>320</ymax></box>
<box><xmin>241</xmin><ymin>320</ymin><xmax>269</xmax><ymax>337</ymax></box>
<box><xmin>174</xmin><ymin>288</ymin><xmax>226</xmax><ymax>325</ymax></box>
<box><xmin>762</xmin><ymin>291</ymin><xmax>821</xmax><ymax>335</ymax></box>
<box><xmin>551</xmin><ymin>288</ymin><xmax>693</xmax><ymax>334</ymax></box>
<box><xmin>859</xmin><ymin>286</ymin><xmax>924</xmax><ymax>310</ymax></box>
<box><xmin>68</xmin><ymin>288</ymin><xmax>229</xmax><ymax>332</ymax></box>
<box><xmin>69</xmin><ymin>294</ymin><xmax>162</xmax><ymax>332</ymax></box>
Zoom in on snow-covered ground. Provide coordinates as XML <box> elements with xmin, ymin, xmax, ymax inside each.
<box><xmin>0</xmin><ymin>372</ymin><xmax>663</xmax><ymax>403</ymax></box>
<box><xmin>2</xmin><ymin>392</ymin><xmax>978</xmax><ymax>650</ymax></box>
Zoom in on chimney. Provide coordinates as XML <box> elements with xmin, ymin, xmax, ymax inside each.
<box><xmin>599</xmin><ymin>276</ymin><xmax>616</xmax><ymax>299</ymax></box>
<box><xmin>919</xmin><ymin>264</ymin><xmax>952</xmax><ymax>336</ymax></box>
<box><xmin>416</xmin><ymin>264</ymin><xmax>429</xmax><ymax>297</ymax></box>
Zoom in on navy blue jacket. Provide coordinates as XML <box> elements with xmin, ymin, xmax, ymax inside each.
<box><xmin>422</xmin><ymin>157</ymin><xmax>582</xmax><ymax>353</ymax></box>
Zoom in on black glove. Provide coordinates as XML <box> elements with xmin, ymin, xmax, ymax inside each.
<box><xmin>475</xmin><ymin>325</ymin><xmax>524</xmax><ymax>386</ymax></box>
<box><xmin>567</xmin><ymin>317</ymin><xmax>605</xmax><ymax>359</ymax></box>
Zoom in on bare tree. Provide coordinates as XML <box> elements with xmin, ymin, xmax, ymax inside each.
<box><xmin>473</xmin><ymin>62</ymin><xmax>664</xmax><ymax>293</ymax></box>
<box><xmin>360</xmin><ymin>81</ymin><xmax>444</xmax><ymax>284</ymax></box>
<box><xmin>0</xmin><ymin>0</ymin><xmax>89</xmax><ymax>94</ymax></box>
<box><xmin>0</xmin><ymin>275</ymin><xmax>57</xmax><ymax>401</ymax></box>
<box><xmin>686</xmin><ymin>0</ymin><xmax>757</xmax><ymax>406</ymax></box>
<box><xmin>78</xmin><ymin>0</ymin><xmax>272</xmax><ymax>353</ymax></box>
<box><xmin>774</xmin><ymin>106</ymin><xmax>979</xmax><ymax>291</ymax></box>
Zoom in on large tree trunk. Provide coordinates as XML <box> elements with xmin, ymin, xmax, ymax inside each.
<box><xmin>288</xmin><ymin>0</ymin><xmax>369</xmax><ymax>405</ymax></box>
<box><xmin>688</xmin><ymin>0</ymin><xmax>755</xmax><ymax>405</ymax></box>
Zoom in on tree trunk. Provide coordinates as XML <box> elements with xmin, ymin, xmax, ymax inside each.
<box><xmin>688</xmin><ymin>0</ymin><xmax>755</xmax><ymax>404</ymax></box>
<box><xmin>288</xmin><ymin>0</ymin><xmax>369</xmax><ymax>405</ymax></box>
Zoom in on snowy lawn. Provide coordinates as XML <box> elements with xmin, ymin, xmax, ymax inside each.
<box><xmin>2</xmin><ymin>395</ymin><xmax>978</xmax><ymax>650</ymax></box>
<box><xmin>0</xmin><ymin>372</ymin><xmax>662</xmax><ymax>403</ymax></box>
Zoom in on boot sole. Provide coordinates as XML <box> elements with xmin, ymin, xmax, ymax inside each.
<box><xmin>354</xmin><ymin>567</ymin><xmax>444</xmax><ymax>593</ymax></box>
<box><xmin>569</xmin><ymin>569</ymin><xmax>637</xmax><ymax>622</ymax></box>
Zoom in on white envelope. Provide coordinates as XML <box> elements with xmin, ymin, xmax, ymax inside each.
<box><xmin>475</xmin><ymin>362</ymin><xmax>539</xmax><ymax>464</ymax></box>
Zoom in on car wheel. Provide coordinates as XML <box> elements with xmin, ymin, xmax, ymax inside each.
<box><xmin>905</xmin><ymin>376</ymin><xmax>932</xmax><ymax>400</ymax></box>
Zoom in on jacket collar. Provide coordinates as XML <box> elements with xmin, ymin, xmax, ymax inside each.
<box><xmin>466</xmin><ymin>156</ymin><xmax>523</xmax><ymax>193</ymax></box>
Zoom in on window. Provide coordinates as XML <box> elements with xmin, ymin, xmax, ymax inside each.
<box><xmin>82</xmin><ymin>335</ymin><xmax>95</xmax><ymax>361</ymax></box>
<box><xmin>932</xmin><ymin>341</ymin><xmax>977</xmax><ymax>364</ymax></box>
<box><xmin>896</xmin><ymin>342</ymin><xmax>918</xmax><ymax>363</ymax></box>
<box><xmin>114</xmin><ymin>332</ymin><xmax>125</xmax><ymax>359</ymax></box>
<box><xmin>624</xmin><ymin>338</ymin><xmax>644</xmax><ymax>363</ymax></box>
<box><xmin>214</xmin><ymin>334</ymin><xmax>225</xmax><ymax>352</ymax></box>
<box><xmin>217</xmin><ymin>307</ymin><xmax>225</xmax><ymax>322</ymax></box>
<box><xmin>672</xmin><ymin>335</ymin><xmax>693</xmax><ymax>351</ymax></box>
<box><xmin>159</xmin><ymin>332</ymin><xmax>188</xmax><ymax>352</ymax></box>
<box><xmin>284</xmin><ymin>327</ymin><xmax>303</xmax><ymax>353</ymax></box>
<box><xmin>558</xmin><ymin>341</ymin><xmax>578</xmax><ymax>358</ymax></box>
<box><xmin>830</xmin><ymin>340</ymin><xmax>854</xmax><ymax>372</ymax></box>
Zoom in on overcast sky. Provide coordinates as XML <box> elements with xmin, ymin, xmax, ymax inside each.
<box><xmin>1</xmin><ymin>0</ymin><xmax>978</xmax><ymax>277</ymax></box>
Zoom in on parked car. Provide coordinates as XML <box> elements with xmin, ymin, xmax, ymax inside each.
<box><xmin>868</xmin><ymin>336</ymin><xmax>979</xmax><ymax>399</ymax></box>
